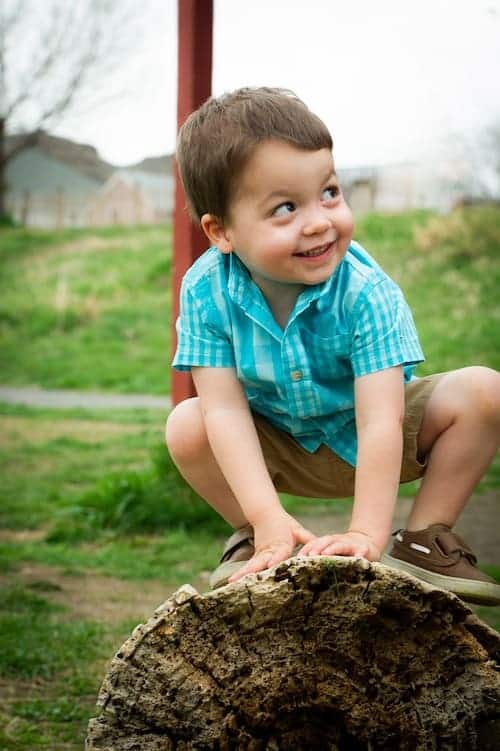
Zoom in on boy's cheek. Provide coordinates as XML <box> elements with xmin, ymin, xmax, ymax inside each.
<box><xmin>343</xmin><ymin>206</ymin><xmax>355</xmax><ymax>234</ymax></box>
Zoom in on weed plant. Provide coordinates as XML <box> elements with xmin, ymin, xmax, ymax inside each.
<box><xmin>47</xmin><ymin>443</ymin><xmax>227</xmax><ymax>543</ymax></box>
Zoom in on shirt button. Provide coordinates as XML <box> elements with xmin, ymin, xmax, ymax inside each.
<box><xmin>291</xmin><ymin>370</ymin><xmax>302</xmax><ymax>381</ymax></box>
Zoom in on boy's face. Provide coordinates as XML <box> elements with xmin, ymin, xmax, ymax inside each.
<box><xmin>203</xmin><ymin>140</ymin><xmax>354</xmax><ymax>301</ymax></box>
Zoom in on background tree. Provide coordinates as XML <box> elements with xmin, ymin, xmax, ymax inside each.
<box><xmin>443</xmin><ymin>121</ymin><xmax>500</xmax><ymax>204</ymax></box>
<box><xmin>483</xmin><ymin>122</ymin><xmax>500</xmax><ymax>197</ymax></box>
<box><xmin>0</xmin><ymin>0</ymin><xmax>151</xmax><ymax>222</ymax></box>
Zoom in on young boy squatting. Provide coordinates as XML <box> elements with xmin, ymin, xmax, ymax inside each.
<box><xmin>166</xmin><ymin>87</ymin><xmax>500</xmax><ymax>605</ymax></box>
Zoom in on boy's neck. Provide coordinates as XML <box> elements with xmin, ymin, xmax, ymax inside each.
<box><xmin>252</xmin><ymin>276</ymin><xmax>305</xmax><ymax>330</ymax></box>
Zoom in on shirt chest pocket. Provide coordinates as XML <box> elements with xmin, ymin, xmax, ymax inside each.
<box><xmin>306</xmin><ymin>332</ymin><xmax>352</xmax><ymax>382</ymax></box>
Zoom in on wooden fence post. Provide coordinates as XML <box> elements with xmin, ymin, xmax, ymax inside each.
<box><xmin>171</xmin><ymin>0</ymin><xmax>213</xmax><ymax>406</ymax></box>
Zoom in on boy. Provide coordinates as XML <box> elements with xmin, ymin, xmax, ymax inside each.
<box><xmin>166</xmin><ymin>87</ymin><xmax>500</xmax><ymax>605</ymax></box>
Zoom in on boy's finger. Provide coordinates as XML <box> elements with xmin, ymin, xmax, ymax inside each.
<box><xmin>322</xmin><ymin>543</ymin><xmax>357</xmax><ymax>557</ymax></box>
<box><xmin>266</xmin><ymin>548</ymin><xmax>292</xmax><ymax>569</ymax></box>
<box><xmin>228</xmin><ymin>544</ymin><xmax>294</xmax><ymax>582</ymax></box>
<box><xmin>298</xmin><ymin>542</ymin><xmax>314</xmax><ymax>556</ymax></box>
<box><xmin>296</xmin><ymin>527</ymin><xmax>316</xmax><ymax>544</ymax></box>
<box><xmin>300</xmin><ymin>535</ymin><xmax>337</xmax><ymax>556</ymax></box>
<box><xmin>228</xmin><ymin>551</ymin><xmax>273</xmax><ymax>582</ymax></box>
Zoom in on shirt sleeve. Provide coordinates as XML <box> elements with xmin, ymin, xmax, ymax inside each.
<box><xmin>172</xmin><ymin>278</ymin><xmax>236</xmax><ymax>372</ymax></box>
<box><xmin>350</xmin><ymin>277</ymin><xmax>424</xmax><ymax>378</ymax></box>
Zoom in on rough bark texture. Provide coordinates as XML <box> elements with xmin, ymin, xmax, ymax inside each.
<box><xmin>86</xmin><ymin>557</ymin><xmax>500</xmax><ymax>751</ymax></box>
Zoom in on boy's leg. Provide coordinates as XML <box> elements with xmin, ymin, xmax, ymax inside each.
<box><xmin>165</xmin><ymin>397</ymin><xmax>248</xmax><ymax>529</ymax></box>
<box><xmin>385</xmin><ymin>366</ymin><xmax>500</xmax><ymax>605</ymax></box>
<box><xmin>166</xmin><ymin>398</ymin><xmax>255</xmax><ymax>588</ymax></box>
<box><xmin>408</xmin><ymin>366</ymin><xmax>499</xmax><ymax>530</ymax></box>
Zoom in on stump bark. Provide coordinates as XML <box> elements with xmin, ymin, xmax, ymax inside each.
<box><xmin>86</xmin><ymin>557</ymin><xmax>500</xmax><ymax>751</ymax></box>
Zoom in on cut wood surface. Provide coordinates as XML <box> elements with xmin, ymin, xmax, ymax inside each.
<box><xmin>86</xmin><ymin>557</ymin><xmax>500</xmax><ymax>751</ymax></box>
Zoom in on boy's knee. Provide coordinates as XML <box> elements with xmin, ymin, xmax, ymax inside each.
<box><xmin>165</xmin><ymin>397</ymin><xmax>207</xmax><ymax>460</ymax></box>
<box><xmin>455</xmin><ymin>366</ymin><xmax>500</xmax><ymax>425</ymax></box>
<box><xmin>473</xmin><ymin>367</ymin><xmax>500</xmax><ymax>425</ymax></box>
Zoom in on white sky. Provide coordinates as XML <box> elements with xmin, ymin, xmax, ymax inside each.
<box><xmin>55</xmin><ymin>0</ymin><xmax>500</xmax><ymax>168</ymax></box>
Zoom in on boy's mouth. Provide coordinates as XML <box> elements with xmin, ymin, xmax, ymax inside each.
<box><xmin>294</xmin><ymin>242</ymin><xmax>333</xmax><ymax>258</ymax></box>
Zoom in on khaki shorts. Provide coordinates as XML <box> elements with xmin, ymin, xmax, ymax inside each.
<box><xmin>253</xmin><ymin>373</ymin><xmax>446</xmax><ymax>499</ymax></box>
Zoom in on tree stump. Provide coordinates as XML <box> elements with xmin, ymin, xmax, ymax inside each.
<box><xmin>86</xmin><ymin>557</ymin><xmax>500</xmax><ymax>751</ymax></box>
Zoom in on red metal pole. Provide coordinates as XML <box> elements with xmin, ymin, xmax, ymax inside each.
<box><xmin>172</xmin><ymin>0</ymin><xmax>213</xmax><ymax>405</ymax></box>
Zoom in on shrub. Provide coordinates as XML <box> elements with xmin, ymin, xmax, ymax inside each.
<box><xmin>413</xmin><ymin>206</ymin><xmax>500</xmax><ymax>263</ymax></box>
<box><xmin>47</xmin><ymin>443</ymin><xmax>227</xmax><ymax>542</ymax></box>
<box><xmin>0</xmin><ymin>212</ymin><xmax>18</xmax><ymax>228</ymax></box>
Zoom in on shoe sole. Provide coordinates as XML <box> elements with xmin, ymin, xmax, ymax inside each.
<box><xmin>209</xmin><ymin>560</ymin><xmax>247</xmax><ymax>590</ymax></box>
<box><xmin>382</xmin><ymin>553</ymin><xmax>500</xmax><ymax>606</ymax></box>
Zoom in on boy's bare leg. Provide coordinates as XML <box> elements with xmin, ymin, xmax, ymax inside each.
<box><xmin>165</xmin><ymin>397</ymin><xmax>247</xmax><ymax>529</ymax></box>
<box><xmin>406</xmin><ymin>366</ymin><xmax>500</xmax><ymax>531</ymax></box>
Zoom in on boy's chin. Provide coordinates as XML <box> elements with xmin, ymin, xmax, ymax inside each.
<box><xmin>301</xmin><ymin>266</ymin><xmax>340</xmax><ymax>285</ymax></box>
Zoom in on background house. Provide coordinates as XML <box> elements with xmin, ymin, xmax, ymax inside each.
<box><xmin>339</xmin><ymin>159</ymin><xmax>471</xmax><ymax>215</ymax></box>
<box><xmin>5</xmin><ymin>133</ymin><xmax>112</xmax><ymax>227</ymax></box>
<box><xmin>5</xmin><ymin>133</ymin><xmax>173</xmax><ymax>228</ymax></box>
<box><xmin>86</xmin><ymin>169</ymin><xmax>174</xmax><ymax>226</ymax></box>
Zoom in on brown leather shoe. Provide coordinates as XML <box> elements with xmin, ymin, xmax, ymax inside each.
<box><xmin>382</xmin><ymin>524</ymin><xmax>500</xmax><ymax>605</ymax></box>
<box><xmin>209</xmin><ymin>524</ymin><xmax>255</xmax><ymax>590</ymax></box>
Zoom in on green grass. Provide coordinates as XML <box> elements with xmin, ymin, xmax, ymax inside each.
<box><xmin>0</xmin><ymin>401</ymin><xmax>230</xmax><ymax>582</ymax></box>
<box><xmin>355</xmin><ymin>208</ymin><xmax>500</xmax><ymax>373</ymax></box>
<box><xmin>0</xmin><ymin>403</ymin><xmax>228</xmax><ymax>749</ymax></box>
<box><xmin>0</xmin><ymin>406</ymin><xmax>166</xmax><ymax>530</ymax></box>
<box><xmin>0</xmin><ymin>583</ymin><xmax>103</xmax><ymax>679</ymax></box>
<box><xmin>0</xmin><ymin>399</ymin><xmax>226</xmax><ymax>748</ymax></box>
<box><xmin>0</xmin><ymin>580</ymin><xmax>127</xmax><ymax>751</ymax></box>
<box><xmin>0</xmin><ymin>224</ymin><xmax>172</xmax><ymax>394</ymax></box>
<box><xmin>46</xmin><ymin>442</ymin><xmax>229</xmax><ymax>543</ymax></box>
<box><xmin>0</xmin><ymin>529</ymin><xmax>224</xmax><ymax>583</ymax></box>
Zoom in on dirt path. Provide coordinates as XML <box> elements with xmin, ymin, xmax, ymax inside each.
<box><xmin>0</xmin><ymin>562</ymin><xmax>183</xmax><ymax>625</ymax></box>
<box><xmin>0</xmin><ymin>385</ymin><xmax>171</xmax><ymax>410</ymax></box>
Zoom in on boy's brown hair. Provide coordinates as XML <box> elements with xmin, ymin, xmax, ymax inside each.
<box><xmin>176</xmin><ymin>87</ymin><xmax>333</xmax><ymax>223</ymax></box>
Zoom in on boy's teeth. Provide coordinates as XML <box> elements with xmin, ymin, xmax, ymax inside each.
<box><xmin>301</xmin><ymin>246</ymin><xmax>326</xmax><ymax>257</ymax></box>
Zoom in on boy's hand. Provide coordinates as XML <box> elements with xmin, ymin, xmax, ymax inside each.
<box><xmin>228</xmin><ymin>509</ymin><xmax>315</xmax><ymax>583</ymax></box>
<box><xmin>299</xmin><ymin>530</ymin><xmax>382</xmax><ymax>561</ymax></box>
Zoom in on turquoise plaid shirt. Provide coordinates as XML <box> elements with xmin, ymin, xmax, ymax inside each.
<box><xmin>173</xmin><ymin>241</ymin><xmax>424</xmax><ymax>467</ymax></box>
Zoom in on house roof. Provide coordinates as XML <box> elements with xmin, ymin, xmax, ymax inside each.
<box><xmin>113</xmin><ymin>168</ymin><xmax>172</xmax><ymax>188</ymax></box>
<box><xmin>127</xmin><ymin>154</ymin><xmax>173</xmax><ymax>175</ymax></box>
<box><xmin>102</xmin><ymin>169</ymin><xmax>174</xmax><ymax>211</ymax></box>
<box><xmin>6</xmin><ymin>131</ymin><xmax>115</xmax><ymax>184</ymax></box>
<box><xmin>7</xmin><ymin>131</ymin><xmax>175</xmax><ymax>183</ymax></box>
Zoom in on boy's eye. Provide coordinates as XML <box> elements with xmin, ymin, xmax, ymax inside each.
<box><xmin>272</xmin><ymin>201</ymin><xmax>295</xmax><ymax>217</ymax></box>
<box><xmin>322</xmin><ymin>185</ymin><xmax>339</xmax><ymax>201</ymax></box>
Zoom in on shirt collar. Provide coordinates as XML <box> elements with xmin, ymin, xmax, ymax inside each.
<box><xmin>227</xmin><ymin>252</ymin><xmax>253</xmax><ymax>304</ymax></box>
<box><xmin>227</xmin><ymin>250</ymin><xmax>344</xmax><ymax>320</ymax></box>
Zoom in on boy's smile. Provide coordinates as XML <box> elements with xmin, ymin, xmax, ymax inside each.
<box><xmin>201</xmin><ymin>140</ymin><xmax>354</xmax><ymax>313</ymax></box>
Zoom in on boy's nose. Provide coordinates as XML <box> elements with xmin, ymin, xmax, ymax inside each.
<box><xmin>302</xmin><ymin>209</ymin><xmax>332</xmax><ymax>236</ymax></box>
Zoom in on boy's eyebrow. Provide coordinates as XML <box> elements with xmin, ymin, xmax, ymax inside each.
<box><xmin>260</xmin><ymin>169</ymin><xmax>338</xmax><ymax>204</ymax></box>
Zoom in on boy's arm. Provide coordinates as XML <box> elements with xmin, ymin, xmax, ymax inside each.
<box><xmin>192</xmin><ymin>366</ymin><xmax>315</xmax><ymax>578</ymax></box>
<box><xmin>301</xmin><ymin>366</ymin><xmax>404</xmax><ymax>560</ymax></box>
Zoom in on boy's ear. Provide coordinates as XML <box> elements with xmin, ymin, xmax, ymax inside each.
<box><xmin>200</xmin><ymin>214</ymin><xmax>233</xmax><ymax>254</ymax></box>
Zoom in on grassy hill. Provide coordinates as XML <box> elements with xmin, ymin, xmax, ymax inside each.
<box><xmin>0</xmin><ymin>225</ymin><xmax>173</xmax><ymax>393</ymax></box>
<box><xmin>355</xmin><ymin>208</ymin><xmax>500</xmax><ymax>374</ymax></box>
<box><xmin>1</xmin><ymin>208</ymin><xmax>499</xmax><ymax>395</ymax></box>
